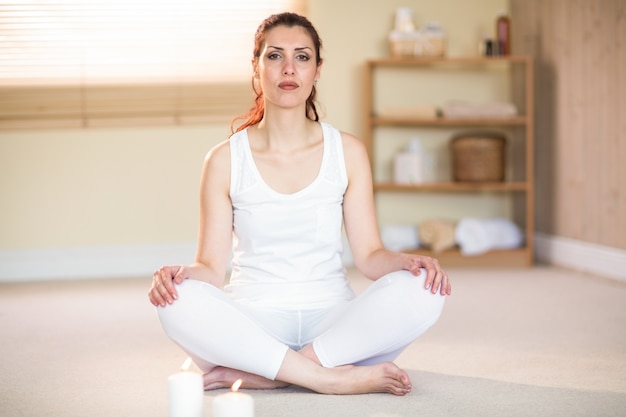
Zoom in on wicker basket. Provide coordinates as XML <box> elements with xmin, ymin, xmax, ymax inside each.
<box><xmin>389</xmin><ymin>32</ymin><xmax>446</xmax><ymax>58</ymax></box>
<box><xmin>451</xmin><ymin>134</ymin><xmax>506</xmax><ymax>182</ymax></box>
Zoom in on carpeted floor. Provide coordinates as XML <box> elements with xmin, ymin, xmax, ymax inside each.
<box><xmin>1</xmin><ymin>266</ymin><xmax>625</xmax><ymax>417</ymax></box>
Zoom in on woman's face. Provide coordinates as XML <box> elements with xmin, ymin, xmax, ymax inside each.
<box><xmin>255</xmin><ymin>25</ymin><xmax>322</xmax><ymax>111</ymax></box>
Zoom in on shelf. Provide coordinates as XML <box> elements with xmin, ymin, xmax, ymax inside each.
<box><xmin>408</xmin><ymin>248</ymin><xmax>531</xmax><ymax>268</ymax></box>
<box><xmin>371</xmin><ymin>116</ymin><xmax>527</xmax><ymax>127</ymax></box>
<box><xmin>364</xmin><ymin>56</ymin><xmax>534</xmax><ymax>267</ymax></box>
<box><xmin>374</xmin><ymin>181</ymin><xmax>529</xmax><ymax>192</ymax></box>
<box><xmin>368</xmin><ymin>56</ymin><xmax>533</xmax><ymax>66</ymax></box>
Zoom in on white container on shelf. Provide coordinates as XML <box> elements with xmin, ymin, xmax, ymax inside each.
<box><xmin>394</xmin><ymin>7</ymin><xmax>416</xmax><ymax>32</ymax></box>
<box><xmin>394</xmin><ymin>137</ymin><xmax>424</xmax><ymax>184</ymax></box>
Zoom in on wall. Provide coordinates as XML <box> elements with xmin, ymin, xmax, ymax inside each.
<box><xmin>0</xmin><ymin>0</ymin><xmax>509</xmax><ymax>280</ymax></box>
<box><xmin>511</xmin><ymin>0</ymin><xmax>626</xmax><ymax>273</ymax></box>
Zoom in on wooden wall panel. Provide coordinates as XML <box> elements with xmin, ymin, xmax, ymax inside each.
<box><xmin>512</xmin><ymin>0</ymin><xmax>626</xmax><ymax>250</ymax></box>
<box><xmin>585</xmin><ymin>2</ymin><xmax>607</xmax><ymax>243</ymax></box>
<box><xmin>566</xmin><ymin>0</ymin><xmax>587</xmax><ymax>241</ymax></box>
<box><xmin>619</xmin><ymin>0</ymin><xmax>626</xmax><ymax>245</ymax></box>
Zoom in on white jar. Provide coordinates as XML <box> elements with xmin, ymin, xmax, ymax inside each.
<box><xmin>394</xmin><ymin>7</ymin><xmax>416</xmax><ymax>32</ymax></box>
<box><xmin>394</xmin><ymin>138</ymin><xmax>424</xmax><ymax>184</ymax></box>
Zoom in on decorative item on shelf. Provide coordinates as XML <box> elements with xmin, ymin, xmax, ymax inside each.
<box><xmin>389</xmin><ymin>7</ymin><xmax>418</xmax><ymax>57</ymax></box>
<box><xmin>394</xmin><ymin>7</ymin><xmax>416</xmax><ymax>32</ymax></box>
<box><xmin>421</xmin><ymin>144</ymin><xmax>439</xmax><ymax>183</ymax></box>
<box><xmin>496</xmin><ymin>12</ymin><xmax>511</xmax><ymax>55</ymax></box>
<box><xmin>450</xmin><ymin>131</ymin><xmax>506</xmax><ymax>182</ymax></box>
<box><xmin>394</xmin><ymin>137</ymin><xmax>424</xmax><ymax>184</ymax></box>
<box><xmin>388</xmin><ymin>8</ymin><xmax>446</xmax><ymax>58</ymax></box>
<box><xmin>478</xmin><ymin>32</ymin><xmax>489</xmax><ymax>56</ymax></box>
<box><xmin>389</xmin><ymin>30</ymin><xmax>421</xmax><ymax>57</ymax></box>
<box><xmin>418</xmin><ymin>219</ymin><xmax>457</xmax><ymax>253</ymax></box>
<box><xmin>420</xmin><ymin>22</ymin><xmax>446</xmax><ymax>57</ymax></box>
<box><xmin>481</xmin><ymin>38</ymin><xmax>498</xmax><ymax>56</ymax></box>
<box><xmin>481</xmin><ymin>11</ymin><xmax>511</xmax><ymax>56</ymax></box>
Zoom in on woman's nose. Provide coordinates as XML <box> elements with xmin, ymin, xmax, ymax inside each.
<box><xmin>282</xmin><ymin>59</ymin><xmax>295</xmax><ymax>75</ymax></box>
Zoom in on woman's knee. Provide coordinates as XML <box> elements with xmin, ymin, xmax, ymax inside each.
<box><xmin>382</xmin><ymin>270</ymin><xmax>445</xmax><ymax>328</ymax></box>
<box><xmin>156</xmin><ymin>279</ymin><xmax>214</xmax><ymax>339</ymax></box>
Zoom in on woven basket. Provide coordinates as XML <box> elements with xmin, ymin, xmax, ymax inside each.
<box><xmin>451</xmin><ymin>135</ymin><xmax>506</xmax><ymax>182</ymax></box>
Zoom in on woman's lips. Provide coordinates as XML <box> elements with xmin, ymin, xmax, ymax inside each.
<box><xmin>278</xmin><ymin>81</ymin><xmax>299</xmax><ymax>90</ymax></box>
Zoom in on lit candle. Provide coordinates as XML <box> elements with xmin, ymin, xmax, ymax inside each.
<box><xmin>212</xmin><ymin>379</ymin><xmax>255</xmax><ymax>417</ymax></box>
<box><xmin>168</xmin><ymin>357</ymin><xmax>204</xmax><ymax>417</ymax></box>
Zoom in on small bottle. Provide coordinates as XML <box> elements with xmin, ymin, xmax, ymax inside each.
<box><xmin>394</xmin><ymin>137</ymin><xmax>423</xmax><ymax>184</ymax></box>
<box><xmin>496</xmin><ymin>12</ymin><xmax>511</xmax><ymax>55</ymax></box>
<box><xmin>478</xmin><ymin>32</ymin><xmax>488</xmax><ymax>56</ymax></box>
<box><xmin>485</xmin><ymin>39</ymin><xmax>494</xmax><ymax>56</ymax></box>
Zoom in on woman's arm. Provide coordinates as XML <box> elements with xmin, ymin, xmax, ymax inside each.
<box><xmin>148</xmin><ymin>139</ymin><xmax>234</xmax><ymax>307</ymax></box>
<box><xmin>341</xmin><ymin>132</ymin><xmax>451</xmax><ymax>296</ymax></box>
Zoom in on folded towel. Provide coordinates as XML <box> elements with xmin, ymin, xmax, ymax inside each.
<box><xmin>442</xmin><ymin>100</ymin><xmax>518</xmax><ymax>118</ymax></box>
<box><xmin>379</xmin><ymin>105</ymin><xmax>439</xmax><ymax>119</ymax></box>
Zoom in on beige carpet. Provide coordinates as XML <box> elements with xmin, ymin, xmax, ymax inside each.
<box><xmin>1</xmin><ymin>266</ymin><xmax>625</xmax><ymax>417</ymax></box>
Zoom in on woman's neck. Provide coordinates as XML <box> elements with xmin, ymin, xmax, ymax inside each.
<box><xmin>254</xmin><ymin>107</ymin><xmax>318</xmax><ymax>152</ymax></box>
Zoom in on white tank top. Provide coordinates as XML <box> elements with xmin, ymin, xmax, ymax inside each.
<box><xmin>225</xmin><ymin>122</ymin><xmax>355</xmax><ymax>309</ymax></box>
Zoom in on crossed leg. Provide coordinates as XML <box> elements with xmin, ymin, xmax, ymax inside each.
<box><xmin>203</xmin><ymin>344</ymin><xmax>412</xmax><ymax>395</ymax></box>
<box><xmin>202</xmin><ymin>343</ymin><xmax>325</xmax><ymax>391</ymax></box>
<box><xmin>159</xmin><ymin>270</ymin><xmax>442</xmax><ymax>396</ymax></box>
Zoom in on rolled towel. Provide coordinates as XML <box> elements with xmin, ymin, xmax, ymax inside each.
<box><xmin>381</xmin><ymin>225</ymin><xmax>420</xmax><ymax>252</ymax></box>
<box><xmin>456</xmin><ymin>217</ymin><xmax>523</xmax><ymax>256</ymax></box>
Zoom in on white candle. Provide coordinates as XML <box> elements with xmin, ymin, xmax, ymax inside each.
<box><xmin>212</xmin><ymin>379</ymin><xmax>255</xmax><ymax>417</ymax></box>
<box><xmin>168</xmin><ymin>358</ymin><xmax>204</xmax><ymax>417</ymax></box>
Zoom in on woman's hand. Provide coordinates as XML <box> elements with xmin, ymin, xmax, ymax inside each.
<box><xmin>148</xmin><ymin>265</ymin><xmax>188</xmax><ymax>307</ymax></box>
<box><xmin>405</xmin><ymin>254</ymin><xmax>451</xmax><ymax>296</ymax></box>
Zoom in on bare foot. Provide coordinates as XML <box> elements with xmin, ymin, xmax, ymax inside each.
<box><xmin>203</xmin><ymin>366</ymin><xmax>289</xmax><ymax>391</ymax></box>
<box><xmin>295</xmin><ymin>345</ymin><xmax>410</xmax><ymax>395</ymax></box>
<box><xmin>324</xmin><ymin>362</ymin><xmax>412</xmax><ymax>396</ymax></box>
<box><xmin>277</xmin><ymin>350</ymin><xmax>412</xmax><ymax>396</ymax></box>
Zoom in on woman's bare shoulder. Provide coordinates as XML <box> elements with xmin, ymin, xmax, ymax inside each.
<box><xmin>204</xmin><ymin>138</ymin><xmax>231</xmax><ymax>167</ymax></box>
<box><xmin>338</xmin><ymin>130</ymin><xmax>369</xmax><ymax>163</ymax></box>
<box><xmin>200</xmin><ymin>138</ymin><xmax>232</xmax><ymax>190</ymax></box>
<box><xmin>338</xmin><ymin>130</ymin><xmax>361</xmax><ymax>146</ymax></box>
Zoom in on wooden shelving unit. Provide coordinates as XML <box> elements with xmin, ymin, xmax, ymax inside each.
<box><xmin>371</xmin><ymin>116</ymin><xmax>528</xmax><ymax>127</ymax></box>
<box><xmin>364</xmin><ymin>56</ymin><xmax>534</xmax><ymax>267</ymax></box>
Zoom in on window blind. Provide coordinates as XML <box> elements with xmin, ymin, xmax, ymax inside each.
<box><xmin>0</xmin><ymin>0</ymin><xmax>306</xmax><ymax>129</ymax></box>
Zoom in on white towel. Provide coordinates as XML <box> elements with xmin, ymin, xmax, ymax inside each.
<box><xmin>381</xmin><ymin>225</ymin><xmax>420</xmax><ymax>252</ymax></box>
<box><xmin>455</xmin><ymin>218</ymin><xmax>523</xmax><ymax>256</ymax></box>
<box><xmin>442</xmin><ymin>100</ymin><xmax>518</xmax><ymax>118</ymax></box>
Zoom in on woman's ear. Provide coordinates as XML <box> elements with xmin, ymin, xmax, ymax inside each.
<box><xmin>315</xmin><ymin>59</ymin><xmax>323</xmax><ymax>80</ymax></box>
<box><xmin>252</xmin><ymin>58</ymin><xmax>260</xmax><ymax>79</ymax></box>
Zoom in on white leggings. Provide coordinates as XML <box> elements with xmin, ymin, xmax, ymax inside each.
<box><xmin>157</xmin><ymin>269</ymin><xmax>444</xmax><ymax>380</ymax></box>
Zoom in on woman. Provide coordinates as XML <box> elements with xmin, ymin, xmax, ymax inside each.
<box><xmin>149</xmin><ymin>12</ymin><xmax>451</xmax><ymax>396</ymax></box>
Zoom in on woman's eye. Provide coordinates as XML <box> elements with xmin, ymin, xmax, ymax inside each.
<box><xmin>296</xmin><ymin>54</ymin><xmax>310</xmax><ymax>61</ymax></box>
<box><xmin>268</xmin><ymin>53</ymin><xmax>281</xmax><ymax>60</ymax></box>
